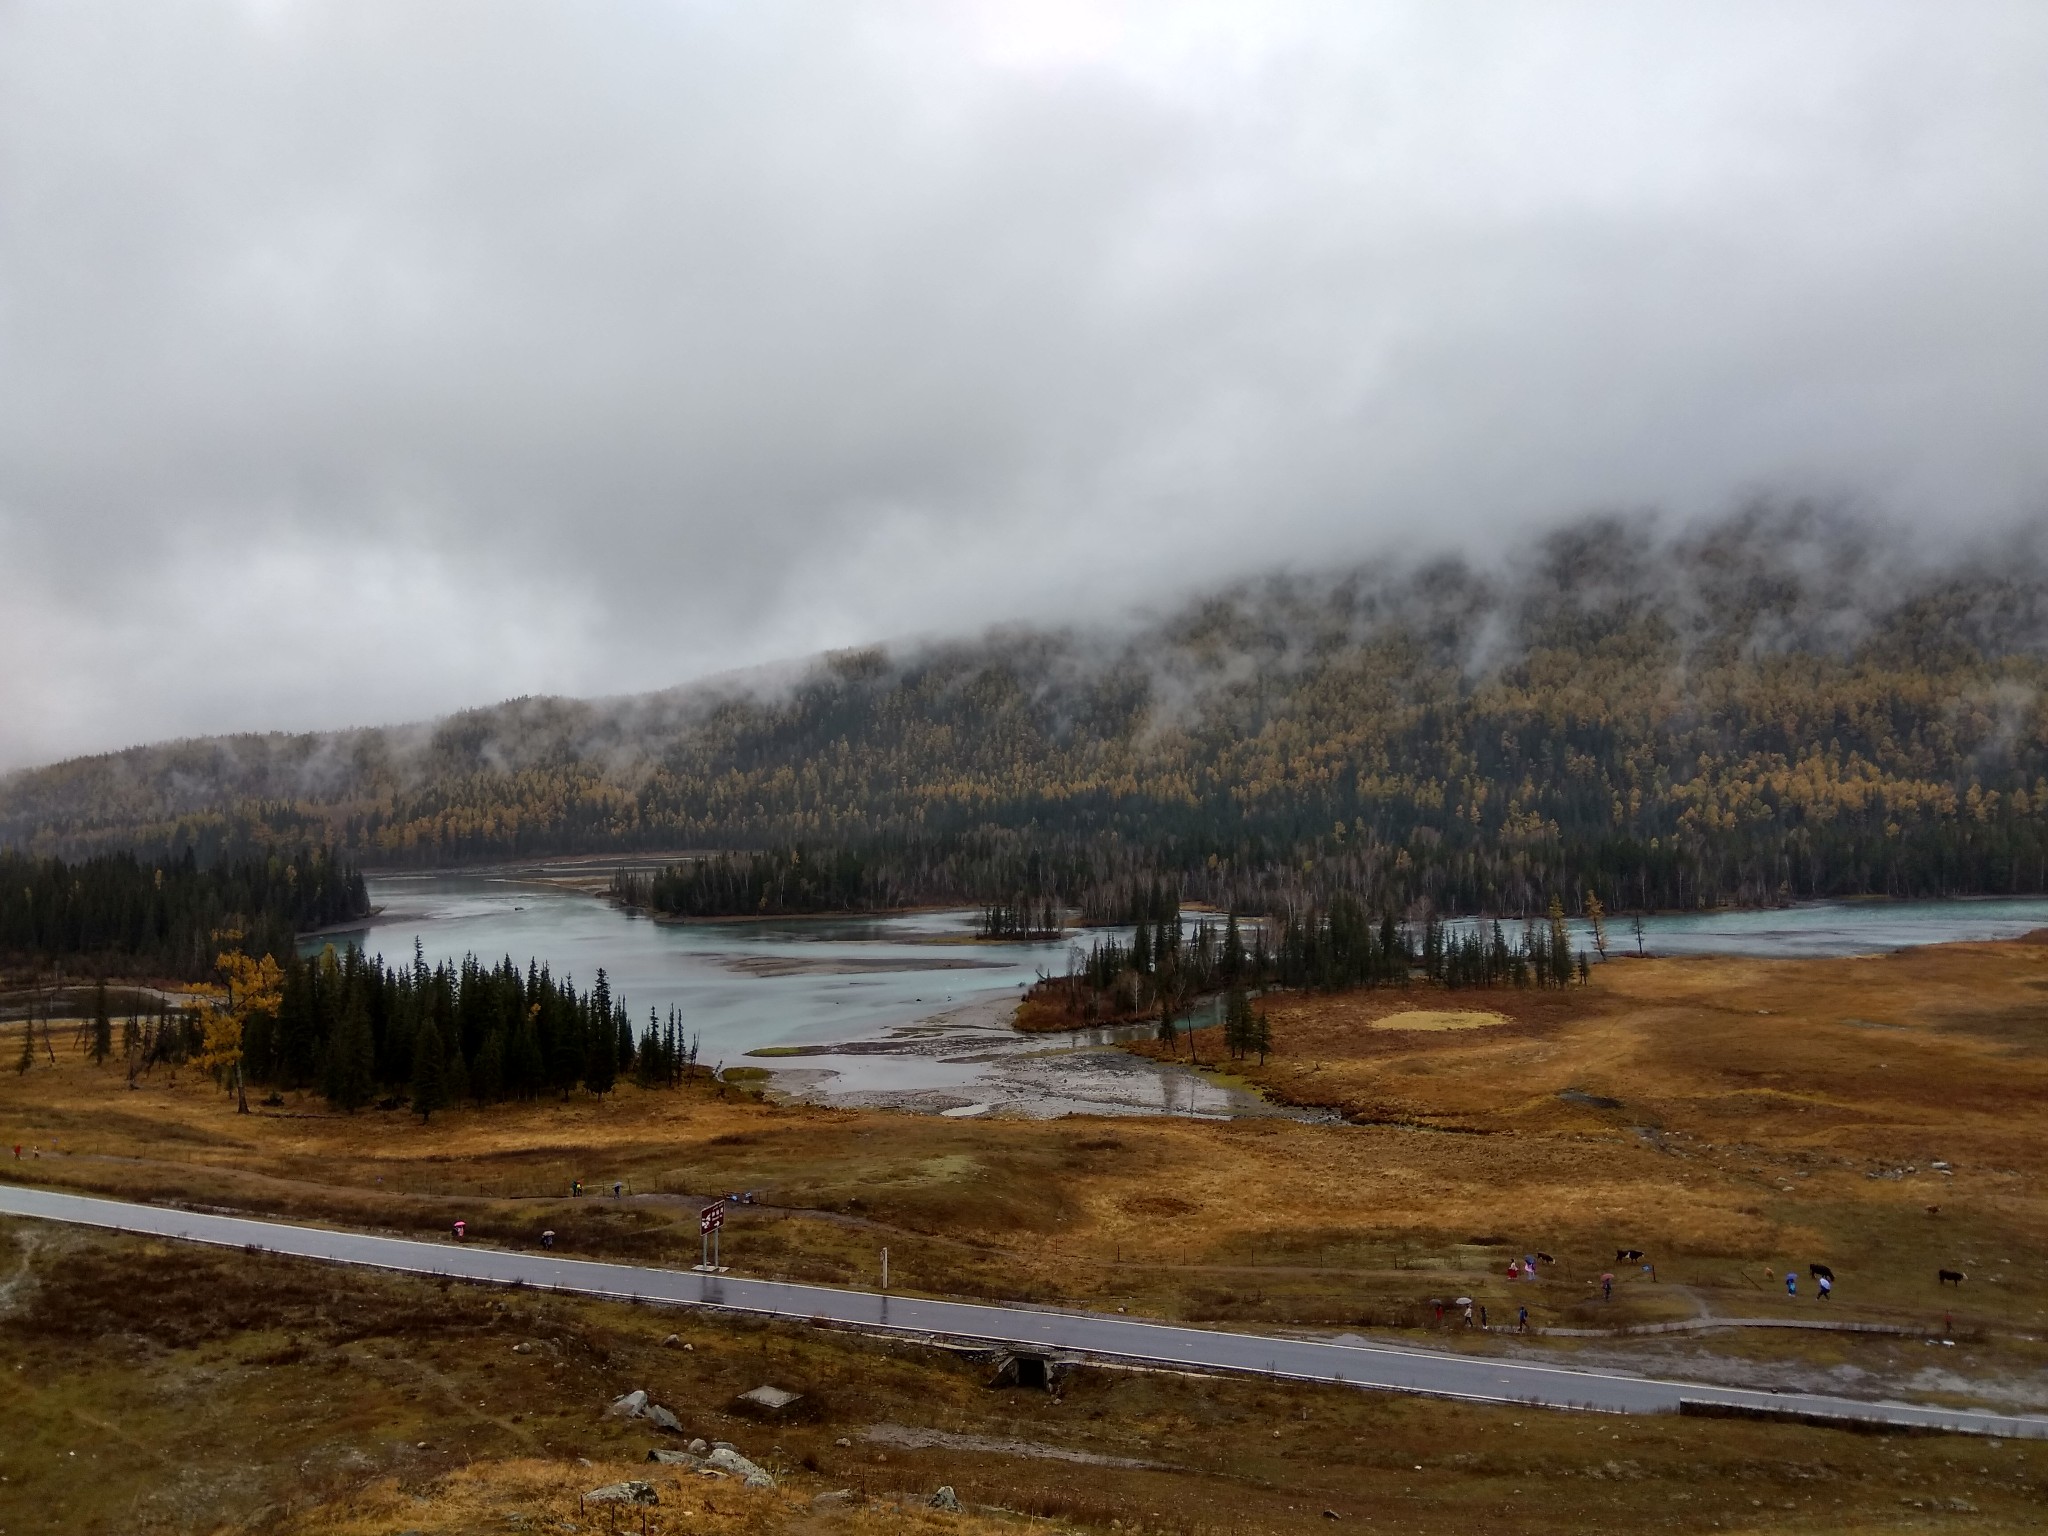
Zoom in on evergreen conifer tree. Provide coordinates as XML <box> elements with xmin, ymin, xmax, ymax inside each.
<box><xmin>410</xmin><ymin>1013</ymin><xmax>448</xmax><ymax>1121</ymax></box>
<box><xmin>90</xmin><ymin>980</ymin><xmax>111</xmax><ymax>1066</ymax></box>
<box><xmin>474</xmin><ymin>1030</ymin><xmax>506</xmax><ymax>1103</ymax></box>
<box><xmin>584</xmin><ymin>970</ymin><xmax>618</xmax><ymax>1097</ymax></box>
<box><xmin>512</xmin><ymin>1005</ymin><xmax>545</xmax><ymax>1097</ymax></box>
<box><xmin>327</xmin><ymin>992</ymin><xmax>377</xmax><ymax>1112</ymax></box>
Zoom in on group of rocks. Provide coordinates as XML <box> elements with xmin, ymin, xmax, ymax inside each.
<box><xmin>590</xmin><ymin>1385</ymin><xmax>961</xmax><ymax>1514</ymax></box>
<box><xmin>602</xmin><ymin>1389</ymin><xmax>777</xmax><ymax>1489</ymax></box>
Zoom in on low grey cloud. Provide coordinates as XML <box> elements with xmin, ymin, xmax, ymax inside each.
<box><xmin>3</xmin><ymin>1</ymin><xmax>2046</xmax><ymax>769</ymax></box>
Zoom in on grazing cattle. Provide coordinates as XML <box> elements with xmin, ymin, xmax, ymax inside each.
<box><xmin>1536</xmin><ymin>1252</ymin><xmax>1556</xmax><ymax>1264</ymax></box>
<box><xmin>1809</xmin><ymin>1263</ymin><xmax>1834</xmax><ymax>1282</ymax></box>
<box><xmin>1938</xmin><ymin>1269</ymin><xmax>1967</xmax><ymax>1287</ymax></box>
<box><xmin>1926</xmin><ymin>1205</ymin><xmax>1941</xmax><ymax>1217</ymax></box>
<box><xmin>1615</xmin><ymin>1248</ymin><xmax>1645</xmax><ymax>1263</ymax></box>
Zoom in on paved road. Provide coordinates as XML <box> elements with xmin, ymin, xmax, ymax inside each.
<box><xmin>5</xmin><ymin>1184</ymin><xmax>2043</xmax><ymax>1439</ymax></box>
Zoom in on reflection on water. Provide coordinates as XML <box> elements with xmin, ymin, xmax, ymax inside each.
<box><xmin>1456</xmin><ymin>896</ymin><xmax>2048</xmax><ymax>960</ymax></box>
<box><xmin>320</xmin><ymin>875</ymin><xmax>1264</xmax><ymax>1118</ymax></box>
<box><xmin>315</xmin><ymin>876</ymin><xmax>2048</xmax><ymax>1119</ymax></box>
<box><xmin>319</xmin><ymin>875</ymin><xmax>1071</xmax><ymax>1058</ymax></box>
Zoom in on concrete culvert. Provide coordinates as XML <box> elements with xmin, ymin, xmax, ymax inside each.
<box><xmin>986</xmin><ymin>1350</ymin><xmax>1063</xmax><ymax>1390</ymax></box>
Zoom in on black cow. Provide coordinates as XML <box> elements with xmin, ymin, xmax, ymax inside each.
<box><xmin>1809</xmin><ymin>1263</ymin><xmax>1834</xmax><ymax>1282</ymax></box>
<box><xmin>1615</xmin><ymin>1248</ymin><xmax>1645</xmax><ymax>1263</ymax></box>
<box><xmin>1938</xmin><ymin>1269</ymin><xmax>1967</xmax><ymax>1287</ymax></box>
<box><xmin>1536</xmin><ymin>1252</ymin><xmax>1556</xmax><ymax>1265</ymax></box>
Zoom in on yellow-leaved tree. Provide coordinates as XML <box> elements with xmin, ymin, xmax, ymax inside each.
<box><xmin>202</xmin><ymin>937</ymin><xmax>283</xmax><ymax>1115</ymax></box>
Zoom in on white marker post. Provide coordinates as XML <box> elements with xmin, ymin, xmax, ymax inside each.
<box><xmin>881</xmin><ymin>1246</ymin><xmax>889</xmax><ymax>1291</ymax></box>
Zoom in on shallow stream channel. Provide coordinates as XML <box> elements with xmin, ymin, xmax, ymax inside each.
<box><xmin>314</xmin><ymin>874</ymin><xmax>2048</xmax><ymax>1121</ymax></box>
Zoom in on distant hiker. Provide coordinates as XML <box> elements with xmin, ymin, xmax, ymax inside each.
<box><xmin>572</xmin><ymin>1180</ymin><xmax>582</xmax><ymax>1198</ymax></box>
<box><xmin>1785</xmin><ymin>1272</ymin><xmax>1797</xmax><ymax>1297</ymax></box>
<box><xmin>613</xmin><ymin>1181</ymin><xmax>623</xmax><ymax>1199</ymax></box>
<box><xmin>541</xmin><ymin>1229</ymin><xmax>556</xmax><ymax>1250</ymax></box>
<box><xmin>10</xmin><ymin>1145</ymin><xmax>17</xmax><ymax>1160</ymax></box>
<box><xmin>453</xmin><ymin>1219</ymin><xmax>467</xmax><ymax>1241</ymax></box>
<box><xmin>1518</xmin><ymin>1305</ymin><xmax>1529</xmax><ymax>1334</ymax></box>
<box><xmin>1462</xmin><ymin>1302</ymin><xmax>1474</xmax><ymax>1327</ymax></box>
<box><xmin>1524</xmin><ymin>1257</ymin><xmax>1537</xmax><ymax>1279</ymax></box>
<box><xmin>1434</xmin><ymin>1302</ymin><xmax>1444</xmax><ymax>1326</ymax></box>
<box><xmin>1817</xmin><ymin>1275</ymin><xmax>1832</xmax><ymax>1301</ymax></box>
<box><xmin>1479</xmin><ymin>1305</ymin><xmax>1488</xmax><ymax>1329</ymax></box>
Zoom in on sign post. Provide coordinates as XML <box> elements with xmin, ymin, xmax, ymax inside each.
<box><xmin>698</xmin><ymin>1200</ymin><xmax>726</xmax><ymax>1271</ymax></box>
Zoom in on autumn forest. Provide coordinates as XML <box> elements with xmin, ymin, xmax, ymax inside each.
<box><xmin>4</xmin><ymin>510</ymin><xmax>2046</xmax><ymax>930</ymax></box>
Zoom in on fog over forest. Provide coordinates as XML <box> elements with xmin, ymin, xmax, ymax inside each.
<box><xmin>5</xmin><ymin>2</ymin><xmax>2048</xmax><ymax>770</ymax></box>
<box><xmin>4</xmin><ymin>507</ymin><xmax>2044</xmax><ymax>923</ymax></box>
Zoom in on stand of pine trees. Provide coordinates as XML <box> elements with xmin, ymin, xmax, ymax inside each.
<box><xmin>1030</xmin><ymin>896</ymin><xmax>1596</xmax><ymax>1039</ymax></box>
<box><xmin>236</xmin><ymin>944</ymin><xmax>698</xmax><ymax>1115</ymax></box>
<box><xmin>0</xmin><ymin>847</ymin><xmax>368</xmax><ymax>979</ymax></box>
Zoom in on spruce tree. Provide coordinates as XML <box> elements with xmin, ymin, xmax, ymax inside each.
<box><xmin>410</xmin><ymin>1013</ymin><xmax>448</xmax><ymax>1121</ymax></box>
<box><xmin>512</xmin><ymin>1006</ymin><xmax>545</xmax><ymax>1097</ymax></box>
<box><xmin>444</xmin><ymin>1031</ymin><xmax>470</xmax><ymax>1105</ymax></box>
<box><xmin>89</xmin><ymin>980</ymin><xmax>111</xmax><ymax>1066</ymax></box>
<box><xmin>327</xmin><ymin>993</ymin><xmax>376</xmax><ymax>1112</ymax></box>
<box><xmin>474</xmin><ymin>1030</ymin><xmax>506</xmax><ymax>1103</ymax></box>
<box><xmin>584</xmin><ymin>972</ymin><xmax>618</xmax><ymax>1098</ymax></box>
<box><xmin>1221</xmin><ymin>914</ymin><xmax>1245</xmax><ymax>983</ymax></box>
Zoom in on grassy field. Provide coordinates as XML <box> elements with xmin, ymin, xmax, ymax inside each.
<box><xmin>4</xmin><ymin>944</ymin><xmax>2047</xmax><ymax>1343</ymax></box>
<box><xmin>1</xmin><ymin>939</ymin><xmax>2046</xmax><ymax>1530</ymax></box>
<box><xmin>2</xmin><ymin>1222</ymin><xmax>2043</xmax><ymax>1536</ymax></box>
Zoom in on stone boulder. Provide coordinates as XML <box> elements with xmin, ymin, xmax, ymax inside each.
<box><xmin>605</xmin><ymin>1389</ymin><xmax>649</xmax><ymax>1419</ymax></box>
<box><xmin>706</xmin><ymin>1447</ymin><xmax>776</xmax><ymax>1489</ymax></box>
<box><xmin>930</xmin><ymin>1485</ymin><xmax>962</xmax><ymax>1511</ymax></box>
<box><xmin>585</xmin><ymin>1481</ymin><xmax>659</xmax><ymax>1506</ymax></box>
<box><xmin>730</xmin><ymin>1383</ymin><xmax>808</xmax><ymax>1421</ymax></box>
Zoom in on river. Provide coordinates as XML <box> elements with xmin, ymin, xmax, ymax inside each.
<box><xmin>314</xmin><ymin>877</ymin><xmax>2048</xmax><ymax>1119</ymax></box>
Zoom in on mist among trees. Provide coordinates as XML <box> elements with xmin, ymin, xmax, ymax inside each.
<box><xmin>5</xmin><ymin>510</ymin><xmax>2047</xmax><ymax>917</ymax></box>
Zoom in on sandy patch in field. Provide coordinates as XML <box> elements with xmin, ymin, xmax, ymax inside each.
<box><xmin>1371</xmin><ymin>1009</ymin><xmax>1511</xmax><ymax>1032</ymax></box>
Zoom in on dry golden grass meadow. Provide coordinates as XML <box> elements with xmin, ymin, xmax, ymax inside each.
<box><xmin>3</xmin><ymin>938</ymin><xmax>2047</xmax><ymax>1533</ymax></box>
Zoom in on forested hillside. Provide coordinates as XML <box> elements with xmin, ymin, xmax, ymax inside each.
<box><xmin>4</xmin><ymin>508</ymin><xmax>2046</xmax><ymax>916</ymax></box>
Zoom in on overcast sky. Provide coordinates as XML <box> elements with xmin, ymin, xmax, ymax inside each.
<box><xmin>3</xmin><ymin>1</ymin><xmax>2046</xmax><ymax>769</ymax></box>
